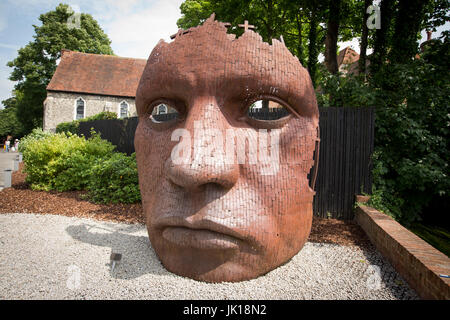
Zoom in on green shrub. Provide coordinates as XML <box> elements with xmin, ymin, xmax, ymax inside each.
<box><xmin>86</xmin><ymin>152</ymin><xmax>141</xmax><ymax>204</ymax></box>
<box><xmin>316</xmin><ymin>72</ymin><xmax>377</xmax><ymax>107</ymax></box>
<box><xmin>55</xmin><ymin>121</ymin><xmax>79</xmax><ymax>135</ymax></box>
<box><xmin>56</xmin><ymin>111</ymin><xmax>118</xmax><ymax>134</ymax></box>
<box><xmin>18</xmin><ymin>128</ymin><xmax>53</xmax><ymax>154</ymax></box>
<box><xmin>21</xmin><ymin>128</ymin><xmax>141</xmax><ymax>204</ymax></box>
<box><xmin>81</xmin><ymin>111</ymin><xmax>118</xmax><ymax>121</ymax></box>
<box><xmin>22</xmin><ymin>131</ymin><xmax>116</xmax><ymax>191</ymax></box>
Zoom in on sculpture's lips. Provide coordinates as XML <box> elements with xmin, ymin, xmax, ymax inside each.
<box><xmin>155</xmin><ymin>217</ymin><xmax>247</xmax><ymax>250</ymax></box>
<box><xmin>162</xmin><ymin>227</ymin><xmax>240</xmax><ymax>250</ymax></box>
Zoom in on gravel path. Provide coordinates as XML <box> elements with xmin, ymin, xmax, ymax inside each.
<box><xmin>0</xmin><ymin>213</ymin><xmax>419</xmax><ymax>300</ymax></box>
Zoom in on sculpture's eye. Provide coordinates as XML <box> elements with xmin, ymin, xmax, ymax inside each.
<box><xmin>247</xmin><ymin>99</ymin><xmax>291</xmax><ymax>121</ymax></box>
<box><xmin>149</xmin><ymin>103</ymin><xmax>180</xmax><ymax>123</ymax></box>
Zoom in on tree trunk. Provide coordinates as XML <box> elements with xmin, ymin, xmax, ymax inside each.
<box><xmin>371</xmin><ymin>0</ymin><xmax>395</xmax><ymax>75</ymax></box>
<box><xmin>389</xmin><ymin>0</ymin><xmax>431</xmax><ymax>63</ymax></box>
<box><xmin>324</xmin><ymin>0</ymin><xmax>341</xmax><ymax>74</ymax></box>
<box><xmin>359</xmin><ymin>0</ymin><xmax>372</xmax><ymax>75</ymax></box>
<box><xmin>308</xmin><ymin>8</ymin><xmax>319</xmax><ymax>87</ymax></box>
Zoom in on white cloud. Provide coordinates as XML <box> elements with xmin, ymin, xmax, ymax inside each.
<box><xmin>0</xmin><ymin>1</ymin><xmax>7</xmax><ymax>33</ymax></box>
<box><xmin>0</xmin><ymin>17</ymin><xmax>6</xmax><ymax>33</ymax></box>
<box><xmin>2</xmin><ymin>0</ymin><xmax>184</xmax><ymax>59</ymax></box>
<box><xmin>0</xmin><ymin>43</ymin><xmax>19</xmax><ymax>50</ymax></box>
<box><xmin>100</xmin><ymin>0</ymin><xmax>183</xmax><ymax>59</ymax></box>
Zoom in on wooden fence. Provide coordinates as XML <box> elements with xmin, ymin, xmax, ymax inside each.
<box><xmin>78</xmin><ymin>107</ymin><xmax>375</xmax><ymax>219</ymax></box>
<box><xmin>313</xmin><ymin>107</ymin><xmax>375</xmax><ymax>219</ymax></box>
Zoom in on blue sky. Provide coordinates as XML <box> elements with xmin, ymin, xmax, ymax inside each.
<box><xmin>0</xmin><ymin>1</ymin><xmax>448</xmax><ymax>109</ymax></box>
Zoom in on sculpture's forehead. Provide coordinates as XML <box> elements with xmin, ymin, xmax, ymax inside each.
<box><xmin>136</xmin><ymin>18</ymin><xmax>319</xmax><ymax>122</ymax></box>
<box><xmin>145</xmin><ymin>25</ymin><xmax>308</xmax><ymax>92</ymax></box>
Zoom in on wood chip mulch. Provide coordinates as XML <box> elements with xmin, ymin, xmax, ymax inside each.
<box><xmin>0</xmin><ymin>163</ymin><xmax>371</xmax><ymax>247</ymax></box>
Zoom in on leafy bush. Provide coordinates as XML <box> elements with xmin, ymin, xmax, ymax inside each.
<box><xmin>21</xmin><ymin>129</ymin><xmax>141</xmax><ymax>204</ymax></box>
<box><xmin>56</xmin><ymin>111</ymin><xmax>118</xmax><ymax>134</ymax></box>
<box><xmin>316</xmin><ymin>72</ymin><xmax>377</xmax><ymax>107</ymax></box>
<box><xmin>18</xmin><ymin>127</ymin><xmax>53</xmax><ymax>154</ymax></box>
<box><xmin>83</xmin><ymin>111</ymin><xmax>118</xmax><ymax>121</ymax></box>
<box><xmin>370</xmin><ymin>55</ymin><xmax>449</xmax><ymax>225</ymax></box>
<box><xmin>55</xmin><ymin>121</ymin><xmax>79</xmax><ymax>135</ymax></box>
<box><xmin>22</xmin><ymin>131</ymin><xmax>116</xmax><ymax>191</ymax></box>
<box><xmin>85</xmin><ymin>152</ymin><xmax>141</xmax><ymax>204</ymax></box>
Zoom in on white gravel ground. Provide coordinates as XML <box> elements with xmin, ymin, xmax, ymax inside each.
<box><xmin>0</xmin><ymin>213</ymin><xmax>419</xmax><ymax>300</ymax></box>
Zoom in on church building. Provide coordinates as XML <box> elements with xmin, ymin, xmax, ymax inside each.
<box><xmin>44</xmin><ymin>49</ymin><xmax>147</xmax><ymax>131</ymax></box>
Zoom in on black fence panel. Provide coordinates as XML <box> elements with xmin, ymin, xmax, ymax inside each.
<box><xmin>78</xmin><ymin>107</ymin><xmax>375</xmax><ymax>220</ymax></box>
<box><xmin>152</xmin><ymin>113</ymin><xmax>179</xmax><ymax>122</ymax></box>
<box><xmin>78</xmin><ymin>117</ymin><xmax>139</xmax><ymax>155</ymax></box>
<box><xmin>312</xmin><ymin>107</ymin><xmax>374</xmax><ymax>219</ymax></box>
<box><xmin>247</xmin><ymin>108</ymin><xmax>290</xmax><ymax>120</ymax></box>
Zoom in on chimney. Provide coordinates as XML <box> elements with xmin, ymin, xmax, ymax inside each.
<box><xmin>426</xmin><ymin>30</ymin><xmax>432</xmax><ymax>41</ymax></box>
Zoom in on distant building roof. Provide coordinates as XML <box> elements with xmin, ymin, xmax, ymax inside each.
<box><xmin>337</xmin><ymin>47</ymin><xmax>360</xmax><ymax>67</ymax></box>
<box><xmin>47</xmin><ymin>49</ymin><xmax>147</xmax><ymax>98</ymax></box>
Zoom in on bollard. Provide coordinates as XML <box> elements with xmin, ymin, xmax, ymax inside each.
<box><xmin>19</xmin><ymin>153</ymin><xmax>23</xmax><ymax>163</ymax></box>
<box><xmin>3</xmin><ymin>169</ymin><xmax>12</xmax><ymax>188</ymax></box>
<box><xmin>110</xmin><ymin>252</ymin><xmax>122</xmax><ymax>272</ymax></box>
<box><xmin>13</xmin><ymin>160</ymin><xmax>19</xmax><ymax>171</ymax></box>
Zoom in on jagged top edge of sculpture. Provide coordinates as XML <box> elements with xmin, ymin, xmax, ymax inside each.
<box><xmin>156</xmin><ymin>13</ymin><xmax>301</xmax><ymax>65</ymax></box>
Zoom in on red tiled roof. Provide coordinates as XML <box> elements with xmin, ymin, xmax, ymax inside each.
<box><xmin>47</xmin><ymin>50</ymin><xmax>147</xmax><ymax>98</ymax></box>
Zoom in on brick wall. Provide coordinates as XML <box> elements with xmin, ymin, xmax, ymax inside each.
<box><xmin>355</xmin><ymin>204</ymin><xmax>450</xmax><ymax>299</ymax></box>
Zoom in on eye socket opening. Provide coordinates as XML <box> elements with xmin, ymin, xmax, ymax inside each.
<box><xmin>247</xmin><ymin>99</ymin><xmax>291</xmax><ymax>121</ymax></box>
<box><xmin>149</xmin><ymin>103</ymin><xmax>180</xmax><ymax>123</ymax></box>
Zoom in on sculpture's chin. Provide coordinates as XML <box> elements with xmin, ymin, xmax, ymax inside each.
<box><xmin>146</xmin><ymin>216</ymin><xmax>312</xmax><ymax>283</ymax></box>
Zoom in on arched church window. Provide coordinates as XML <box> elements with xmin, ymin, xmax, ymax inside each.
<box><xmin>119</xmin><ymin>101</ymin><xmax>129</xmax><ymax>118</ymax></box>
<box><xmin>75</xmin><ymin>98</ymin><xmax>85</xmax><ymax>120</ymax></box>
<box><xmin>158</xmin><ymin>104</ymin><xmax>168</xmax><ymax>114</ymax></box>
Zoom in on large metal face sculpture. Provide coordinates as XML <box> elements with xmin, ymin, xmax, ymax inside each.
<box><xmin>135</xmin><ymin>15</ymin><xmax>319</xmax><ymax>282</ymax></box>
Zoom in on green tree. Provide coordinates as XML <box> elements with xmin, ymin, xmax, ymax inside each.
<box><xmin>370</xmin><ymin>0</ymin><xmax>396</xmax><ymax>76</ymax></box>
<box><xmin>324</xmin><ymin>0</ymin><xmax>341</xmax><ymax>74</ymax></box>
<box><xmin>6</xmin><ymin>3</ymin><xmax>114</xmax><ymax>135</ymax></box>
<box><xmin>388</xmin><ymin>0</ymin><xmax>431</xmax><ymax>64</ymax></box>
<box><xmin>177</xmin><ymin>0</ymin><xmax>214</xmax><ymax>28</ymax></box>
<box><xmin>177</xmin><ymin>0</ymin><xmax>329</xmax><ymax>86</ymax></box>
<box><xmin>358</xmin><ymin>0</ymin><xmax>372</xmax><ymax>75</ymax></box>
<box><xmin>0</xmin><ymin>97</ymin><xmax>24</xmax><ymax>138</ymax></box>
<box><xmin>371</xmin><ymin>36</ymin><xmax>450</xmax><ymax>225</ymax></box>
<box><xmin>178</xmin><ymin>0</ymin><xmax>294</xmax><ymax>44</ymax></box>
<box><xmin>422</xmin><ymin>0</ymin><xmax>450</xmax><ymax>33</ymax></box>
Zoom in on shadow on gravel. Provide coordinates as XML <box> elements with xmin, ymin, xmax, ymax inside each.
<box><xmin>357</xmin><ymin>244</ymin><xmax>419</xmax><ymax>300</ymax></box>
<box><xmin>65</xmin><ymin>223</ymin><xmax>173</xmax><ymax>280</ymax></box>
<box><xmin>65</xmin><ymin>222</ymin><xmax>418</xmax><ymax>298</ymax></box>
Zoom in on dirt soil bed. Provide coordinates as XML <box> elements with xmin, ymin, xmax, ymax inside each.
<box><xmin>0</xmin><ymin>163</ymin><xmax>371</xmax><ymax>247</ymax></box>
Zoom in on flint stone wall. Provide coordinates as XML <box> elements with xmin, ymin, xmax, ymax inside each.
<box><xmin>43</xmin><ymin>91</ymin><xmax>137</xmax><ymax>132</ymax></box>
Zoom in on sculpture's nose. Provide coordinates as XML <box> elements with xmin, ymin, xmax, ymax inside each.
<box><xmin>166</xmin><ymin>97</ymin><xmax>239</xmax><ymax>192</ymax></box>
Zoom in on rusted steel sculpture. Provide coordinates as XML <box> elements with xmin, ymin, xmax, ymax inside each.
<box><xmin>135</xmin><ymin>14</ymin><xmax>319</xmax><ymax>282</ymax></box>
